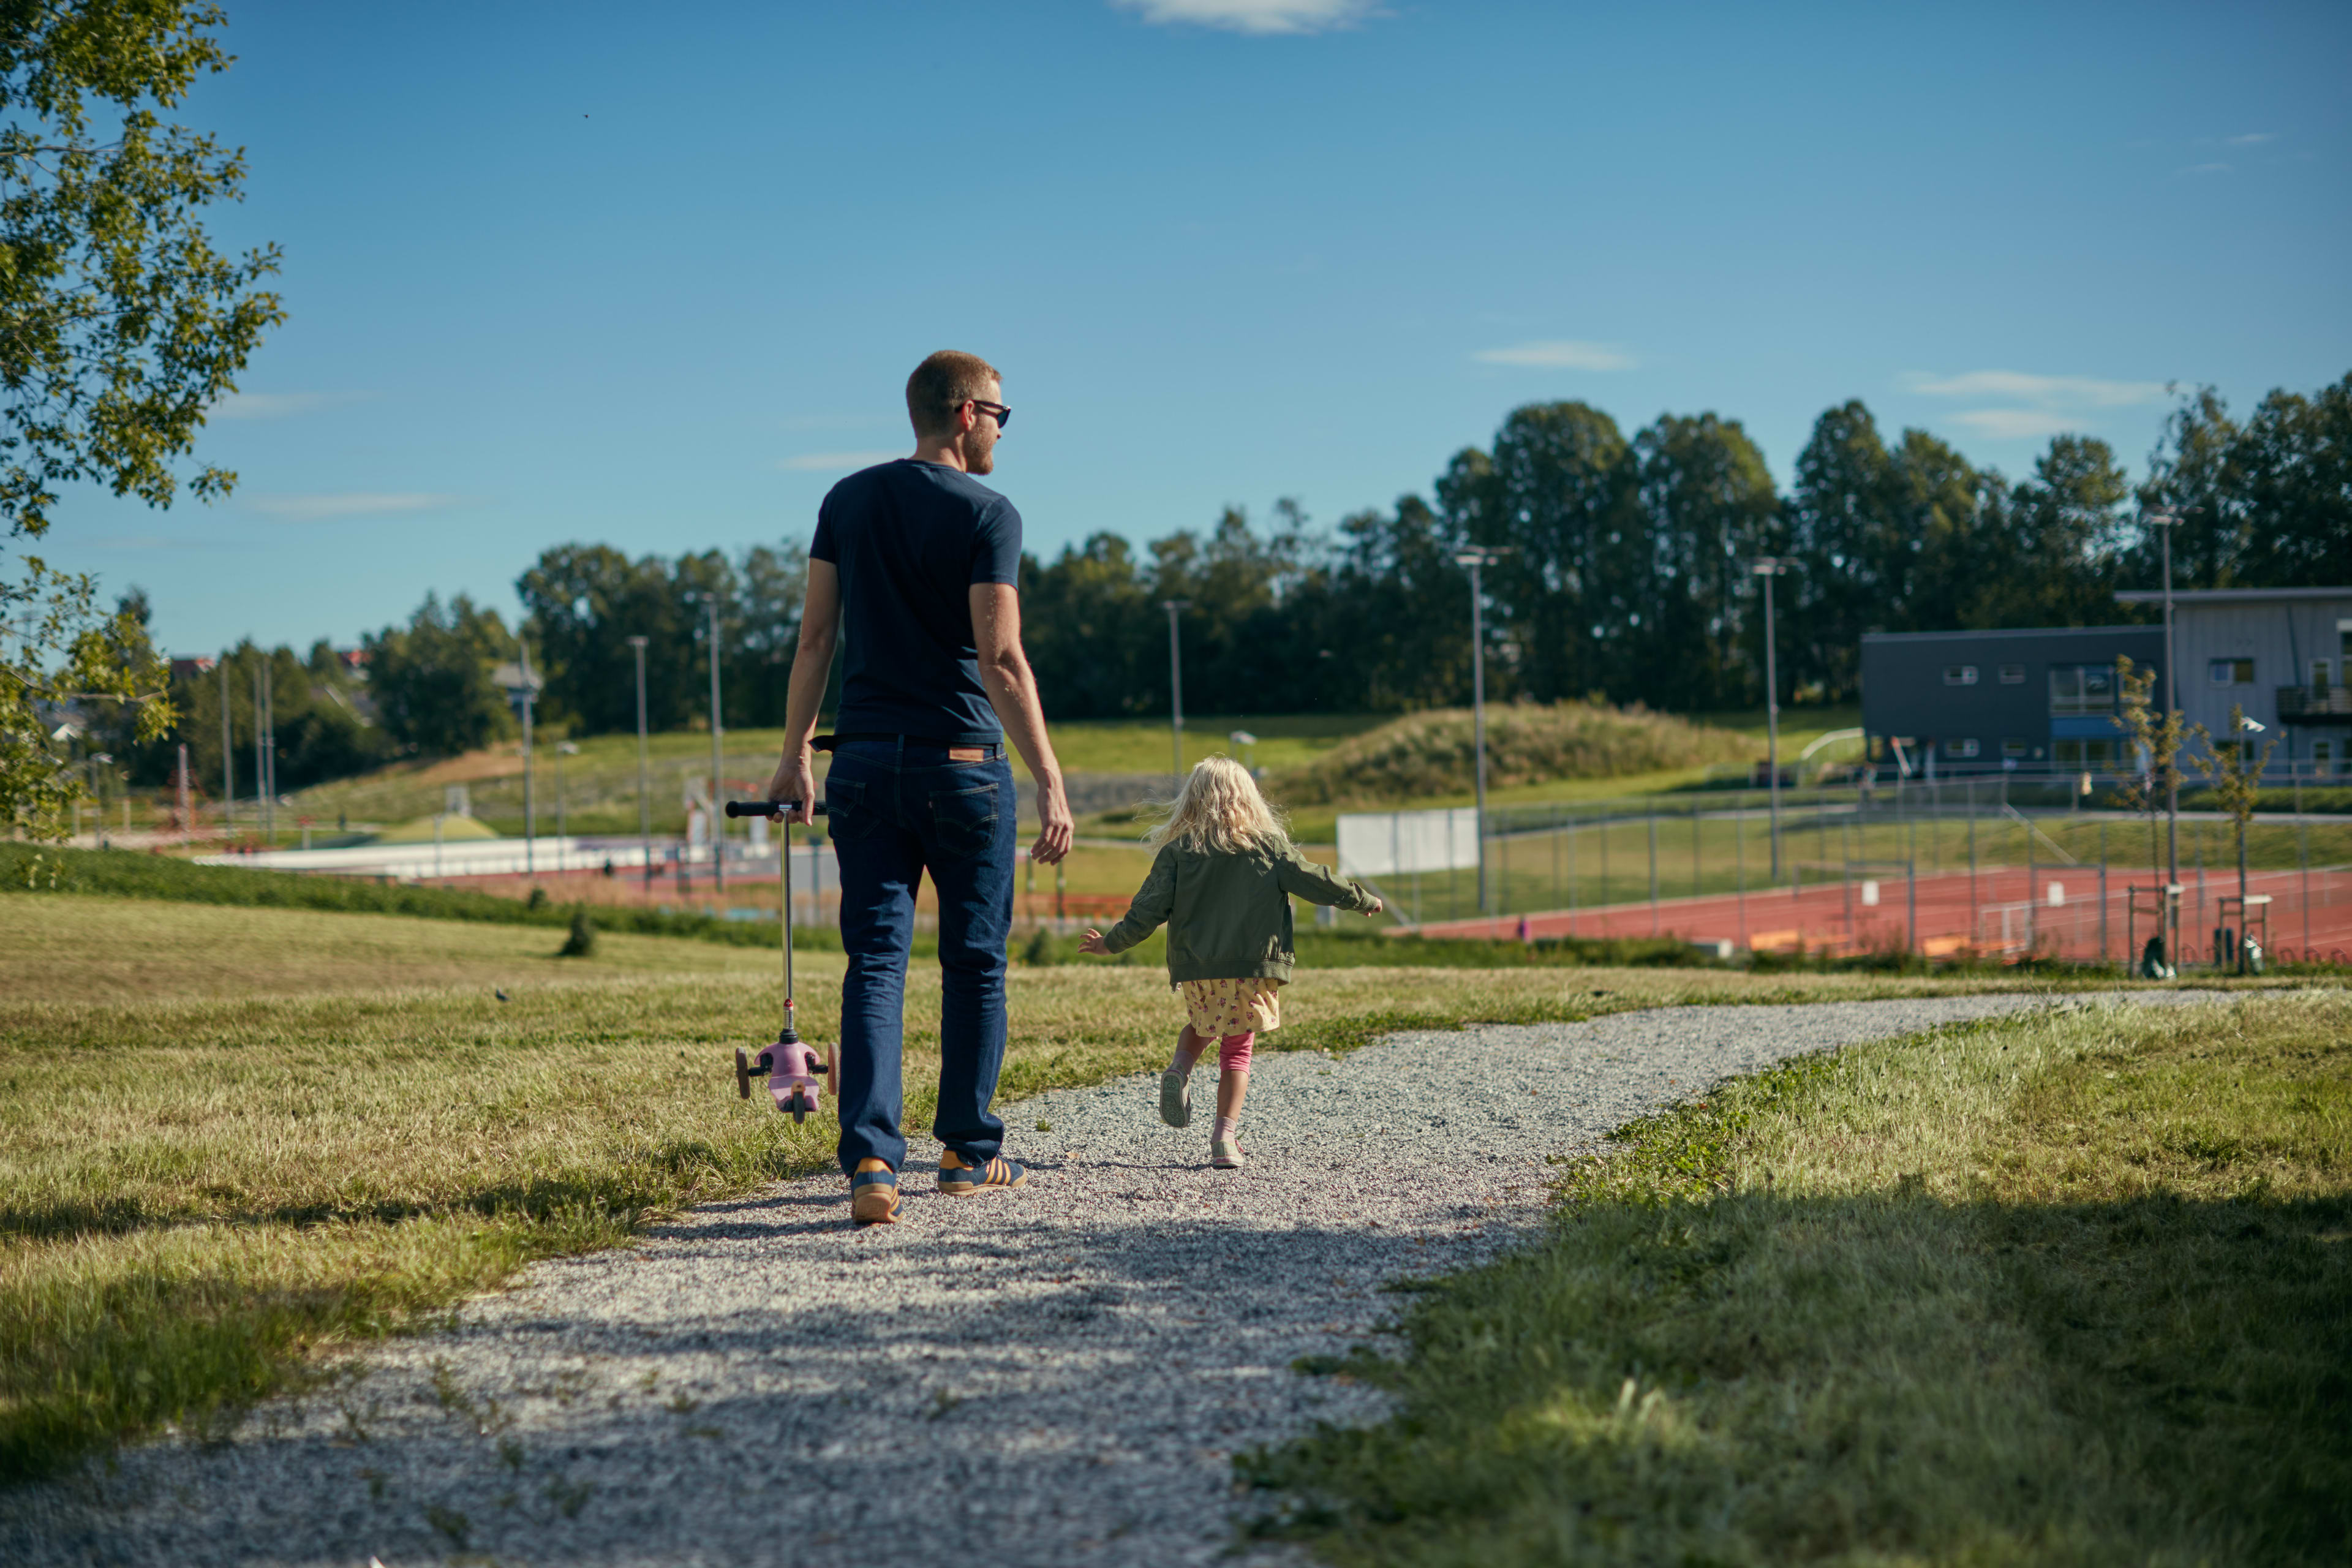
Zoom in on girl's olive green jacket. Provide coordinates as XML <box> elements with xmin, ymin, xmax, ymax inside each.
<box><xmin>1098</xmin><ymin>838</ymin><xmax>1380</xmax><ymax>984</ymax></box>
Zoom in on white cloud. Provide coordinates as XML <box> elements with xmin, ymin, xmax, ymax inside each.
<box><xmin>1902</xmin><ymin>370</ymin><xmax>2168</xmax><ymax>408</ymax></box>
<box><xmin>2223</xmin><ymin>132</ymin><xmax>2275</xmax><ymax>146</ymax></box>
<box><xmin>1905</xmin><ymin>368</ymin><xmax>2175</xmax><ymax>443</ymax></box>
<box><xmin>1950</xmin><ymin>409</ymin><xmax>2082</xmax><ymax>440</ymax></box>
<box><xmin>248</xmin><ymin>492</ymin><xmax>459</xmax><ymax>522</ymax></box>
<box><xmin>1471</xmin><ymin>340</ymin><xmax>1637</xmax><ymax>371</ymax></box>
<box><xmin>2179</xmin><ymin>160</ymin><xmax>2231</xmax><ymax>175</ymax></box>
<box><xmin>778</xmin><ymin>451</ymin><xmax>901</xmax><ymax>473</ymax></box>
<box><xmin>1111</xmin><ymin>0</ymin><xmax>1377</xmax><ymax>35</ymax></box>
<box><xmin>211</xmin><ymin>391</ymin><xmax>375</xmax><ymax>420</ymax></box>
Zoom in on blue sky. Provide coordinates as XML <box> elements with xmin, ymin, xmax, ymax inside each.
<box><xmin>38</xmin><ymin>0</ymin><xmax>2352</xmax><ymax>656</ymax></box>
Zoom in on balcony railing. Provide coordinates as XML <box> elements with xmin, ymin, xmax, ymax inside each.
<box><xmin>2277</xmin><ymin>685</ymin><xmax>2352</xmax><ymax>719</ymax></box>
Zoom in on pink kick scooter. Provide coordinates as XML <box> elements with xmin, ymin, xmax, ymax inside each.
<box><xmin>724</xmin><ymin>799</ymin><xmax>834</xmax><ymax>1121</ymax></box>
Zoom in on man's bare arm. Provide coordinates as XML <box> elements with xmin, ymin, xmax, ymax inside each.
<box><xmin>761</xmin><ymin>559</ymin><xmax>840</xmax><ymax>826</ymax></box>
<box><xmin>971</xmin><ymin>581</ymin><xmax>1072</xmax><ymax>865</ymax></box>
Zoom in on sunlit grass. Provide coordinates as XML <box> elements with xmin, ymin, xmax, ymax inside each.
<box><xmin>0</xmin><ymin>889</ymin><xmax>2111</xmax><ymax>1480</ymax></box>
<box><xmin>1247</xmin><ymin>992</ymin><xmax>2352</xmax><ymax>1566</ymax></box>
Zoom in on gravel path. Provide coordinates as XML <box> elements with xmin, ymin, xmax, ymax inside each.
<box><xmin>7</xmin><ymin>992</ymin><xmax>2223</xmax><ymax>1567</ymax></box>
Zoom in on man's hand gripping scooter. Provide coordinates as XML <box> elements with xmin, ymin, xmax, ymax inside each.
<box><xmin>724</xmin><ymin>799</ymin><xmax>833</xmax><ymax>1122</ymax></box>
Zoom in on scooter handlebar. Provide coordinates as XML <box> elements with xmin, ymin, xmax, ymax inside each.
<box><xmin>725</xmin><ymin>800</ymin><xmax>829</xmax><ymax>818</ymax></box>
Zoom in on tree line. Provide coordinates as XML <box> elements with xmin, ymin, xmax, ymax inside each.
<box><xmin>118</xmin><ymin>371</ymin><xmax>2348</xmax><ymax>793</ymax></box>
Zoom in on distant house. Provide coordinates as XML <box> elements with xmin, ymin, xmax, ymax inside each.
<box><xmin>1860</xmin><ymin>626</ymin><xmax>2165</xmax><ymax>778</ymax></box>
<box><xmin>2111</xmin><ymin>587</ymin><xmax>2352</xmax><ymax>776</ymax></box>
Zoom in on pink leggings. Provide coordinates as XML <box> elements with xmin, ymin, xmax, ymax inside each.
<box><xmin>1214</xmin><ymin>1030</ymin><xmax>1254</xmax><ymax>1073</ymax></box>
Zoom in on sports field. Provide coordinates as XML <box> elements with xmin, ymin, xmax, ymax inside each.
<box><xmin>1423</xmin><ymin>862</ymin><xmax>2352</xmax><ymax>965</ymax></box>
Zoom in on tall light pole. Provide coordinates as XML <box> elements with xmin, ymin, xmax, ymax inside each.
<box><xmin>555</xmin><ymin>739</ymin><xmax>579</xmax><ymax>856</ymax></box>
<box><xmin>1456</xmin><ymin>546</ymin><xmax>1510</xmax><ymax>913</ymax></box>
<box><xmin>519</xmin><ymin>641</ymin><xmax>539</xmax><ymax>875</ymax></box>
<box><xmin>2147</xmin><ymin>507</ymin><xmax>2182</xmax><ymax>963</ymax></box>
<box><xmin>252</xmin><ymin>663</ymin><xmax>268</xmax><ymax>846</ymax></box>
<box><xmin>218</xmin><ymin>654</ymin><xmax>232</xmax><ymax>836</ymax></box>
<box><xmin>1161</xmin><ymin>599</ymin><xmax>1190</xmax><ymax>781</ymax></box>
<box><xmin>702</xmin><ymin>593</ymin><xmax>726</xmax><ymax>893</ymax></box>
<box><xmin>1753</xmin><ymin>557</ymin><xmax>1792</xmax><ymax>883</ymax></box>
<box><xmin>2234</xmin><ymin>712</ymin><xmax>2265</xmax><ymax>967</ymax></box>
<box><xmin>627</xmin><ymin>635</ymin><xmax>651</xmax><ymax>886</ymax></box>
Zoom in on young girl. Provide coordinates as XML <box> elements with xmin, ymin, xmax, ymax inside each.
<box><xmin>1079</xmin><ymin>756</ymin><xmax>1382</xmax><ymax>1169</ymax></box>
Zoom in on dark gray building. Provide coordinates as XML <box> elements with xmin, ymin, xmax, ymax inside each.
<box><xmin>1860</xmin><ymin>625</ymin><xmax>2165</xmax><ymax>777</ymax></box>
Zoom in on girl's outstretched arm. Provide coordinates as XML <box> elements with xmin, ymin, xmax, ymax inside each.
<box><xmin>1096</xmin><ymin>846</ymin><xmax>1177</xmax><ymax>954</ymax></box>
<box><xmin>1275</xmin><ymin>846</ymin><xmax>1383</xmax><ymax>914</ymax></box>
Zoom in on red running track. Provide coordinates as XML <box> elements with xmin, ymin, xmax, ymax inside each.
<box><xmin>1418</xmin><ymin>864</ymin><xmax>2352</xmax><ymax>965</ymax></box>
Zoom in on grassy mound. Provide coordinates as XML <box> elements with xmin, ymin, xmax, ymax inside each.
<box><xmin>1267</xmin><ymin>701</ymin><xmax>1754</xmax><ymax>805</ymax></box>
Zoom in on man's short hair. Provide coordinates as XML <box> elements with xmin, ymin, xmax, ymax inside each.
<box><xmin>906</xmin><ymin>350</ymin><xmax>1001</xmax><ymax>437</ymax></box>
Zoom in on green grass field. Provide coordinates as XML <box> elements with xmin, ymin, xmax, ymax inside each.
<box><xmin>224</xmin><ymin>706</ymin><xmax>1850</xmax><ymax>843</ymax></box>
<box><xmin>1245</xmin><ymin>992</ymin><xmax>2351</xmax><ymax>1565</ymax></box>
<box><xmin>1</xmin><ymin>880</ymin><xmax>2164</xmax><ymax>1482</ymax></box>
<box><xmin>269</xmin><ymin>715</ymin><xmax>1389</xmax><ymax>840</ymax></box>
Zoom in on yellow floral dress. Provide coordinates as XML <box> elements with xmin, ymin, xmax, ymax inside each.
<box><xmin>1178</xmin><ymin>976</ymin><xmax>1283</xmax><ymax>1038</ymax></box>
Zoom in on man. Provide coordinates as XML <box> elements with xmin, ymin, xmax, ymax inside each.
<box><xmin>765</xmin><ymin>350</ymin><xmax>1074</xmax><ymax>1227</ymax></box>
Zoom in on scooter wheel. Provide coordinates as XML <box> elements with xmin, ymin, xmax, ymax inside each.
<box><xmin>788</xmin><ymin>1088</ymin><xmax>809</xmax><ymax>1123</ymax></box>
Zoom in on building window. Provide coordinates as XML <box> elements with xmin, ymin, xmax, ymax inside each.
<box><xmin>2312</xmin><ymin>660</ymin><xmax>2334</xmax><ymax>692</ymax></box>
<box><xmin>2054</xmin><ymin>739</ymin><xmax>2117</xmax><ymax>768</ymax></box>
<box><xmin>2315</xmin><ymin>740</ymin><xmax>2334</xmax><ymax>774</ymax></box>
<box><xmin>1947</xmin><ymin>738</ymin><xmax>1980</xmax><ymax>759</ymax></box>
<box><xmin>2049</xmin><ymin>664</ymin><xmax>2119</xmax><ymax>714</ymax></box>
<box><xmin>1943</xmin><ymin>665</ymin><xmax>1978</xmax><ymax>686</ymax></box>
<box><xmin>2209</xmin><ymin>657</ymin><xmax>2254</xmax><ymax>686</ymax></box>
<box><xmin>2001</xmin><ymin>739</ymin><xmax>2027</xmax><ymax>758</ymax></box>
<box><xmin>1999</xmin><ymin>664</ymin><xmax>2026</xmax><ymax>684</ymax></box>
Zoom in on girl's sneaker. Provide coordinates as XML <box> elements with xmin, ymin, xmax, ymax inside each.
<box><xmin>1159</xmin><ymin>1068</ymin><xmax>1193</xmax><ymax>1128</ymax></box>
<box><xmin>1211</xmin><ymin>1133</ymin><xmax>1245</xmax><ymax>1169</ymax></box>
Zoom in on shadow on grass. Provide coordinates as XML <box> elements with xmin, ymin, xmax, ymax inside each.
<box><xmin>1245</xmin><ymin>1185</ymin><xmax>2352</xmax><ymax>1566</ymax></box>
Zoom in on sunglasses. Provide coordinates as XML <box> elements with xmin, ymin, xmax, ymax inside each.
<box><xmin>968</xmin><ymin>399</ymin><xmax>1011</xmax><ymax>429</ymax></box>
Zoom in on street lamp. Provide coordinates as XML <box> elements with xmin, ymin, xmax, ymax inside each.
<box><xmin>2234</xmin><ymin>712</ymin><xmax>2266</xmax><ymax>970</ymax></box>
<box><xmin>685</xmin><ymin>591</ymin><xmax>727</xmax><ymax>892</ymax></box>
<box><xmin>494</xmin><ymin>645</ymin><xmax>543</xmax><ymax>875</ymax></box>
<box><xmin>217</xmin><ymin>655</ymin><xmax>233</xmax><ymax>836</ymax></box>
<box><xmin>2144</xmin><ymin>507</ymin><xmax>2182</xmax><ymax>965</ymax></box>
<box><xmin>1161</xmin><ymin>599</ymin><xmax>1191</xmax><ymax>781</ymax></box>
<box><xmin>627</xmin><ymin>635</ymin><xmax>650</xmax><ymax>886</ymax></box>
<box><xmin>1752</xmin><ymin>557</ymin><xmax>1792</xmax><ymax>883</ymax></box>
<box><xmin>555</xmin><ymin>740</ymin><xmax>579</xmax><ymax>861</ymax></box>
<box><xmin>1455</xmin><ymin>546</ymin><xmax>1512</xmax><ymax>913</ymax></box>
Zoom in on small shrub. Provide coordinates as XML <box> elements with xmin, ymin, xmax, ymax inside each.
<box><xmin>1022</xmin><ymin>927</ymin><xmax>1063</xmax><ymax>967</ymax></box>
<box><xmin>558</xmin><ymin>908</ymin><xmax>598</xmax><ymax>957</ymax></box>
<box><xmin>526</xmin><ymin>886</ymin><xmax>550</xmax><ymax>911</ymax></box>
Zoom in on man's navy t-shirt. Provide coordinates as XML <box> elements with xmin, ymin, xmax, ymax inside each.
<box><xmin>809</xmin><ymin>459</ymin><xmax>1022</xmax><ymax>745</ymax></box>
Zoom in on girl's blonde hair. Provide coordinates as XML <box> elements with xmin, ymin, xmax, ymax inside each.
<box><xmin>1143</xmin><ymin>754</ymin><xmax>1290</xmax><ymax>856</ymax></box>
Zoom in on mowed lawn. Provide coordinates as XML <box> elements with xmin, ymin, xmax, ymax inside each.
<box><xmin>1248</xmin><ymin>992</ymin><xmax>2351</xmax><ymax>1565</ymax></box>
<box><xmin>0</xmin><ymin>889</ymin><xmax>2230</xmax><ymax>1483</ymax></box>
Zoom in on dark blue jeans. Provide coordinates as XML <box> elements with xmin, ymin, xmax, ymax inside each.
<box><xmin>823</xmin><ymin>739</ymin><xmax>1015</xmax><ymax>1176</ymax></box>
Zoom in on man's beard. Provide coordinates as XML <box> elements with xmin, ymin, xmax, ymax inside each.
<box><xmin>962</xmin><ymin>424</ymin><xmax>996</xmax><ymax>475</ymax></box>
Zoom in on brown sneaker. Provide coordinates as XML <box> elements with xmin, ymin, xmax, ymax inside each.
<box><xmin>937</xmin><ymin>1151</ymin><xmax>1027</xmax><ymax>1196</ymax></box>
<box><xmin>850</xmin><ymin>1160</ymin><xmax>899</xmax><ymax>1226</ymax></box>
